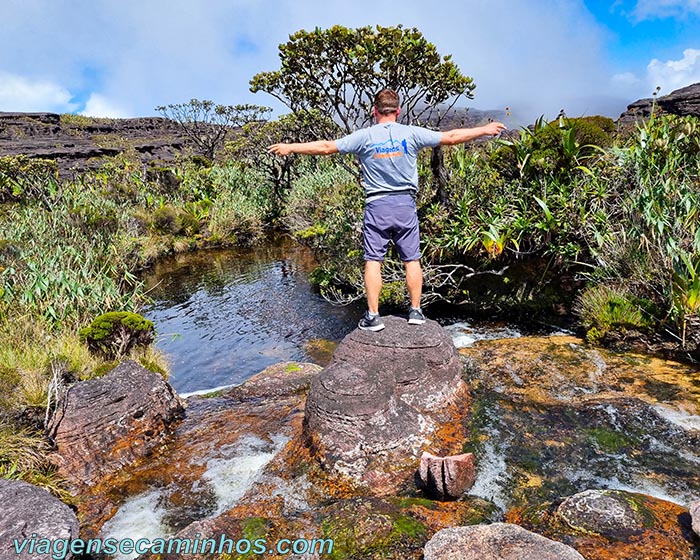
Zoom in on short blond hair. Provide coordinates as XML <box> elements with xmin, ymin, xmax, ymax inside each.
<box><xmin>374</xmin><ymin>88</ymin><xmax>400</xmax><ymax>115</ymax></box>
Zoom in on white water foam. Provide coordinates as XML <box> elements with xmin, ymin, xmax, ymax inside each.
<box><xmin>98</xmin><ymin>491</ymin><xmax>172</xmax><ymax>560</ymax></box>
<box><xmin>445</xmin><ymin>321</ymin><xmax>522</xmax><ymax>349</ymax></box>
<box><xmin>468</xmin><ymin>436</ymin><xmax>512</xmax><ymax>511</ymax></box>
<box><xmin>99</xmin><ymin>434</ymin><xmax>287</xmax><ymax>559</ymax></box>
<box><xmin>653</xmin><ymin>403</ymin><xmax>700</xmax><ymax>431</ymax></box>
<box><xmin>202</xmin><ymin>434</ymin><xmax>287</xmax><ymax>515</ymax></box>
<box><xmin>565</xmin><ymin>469</ymin><xmax>699</xmax><ymax>507</ymax></box>
<box><xmin>179</xmin><ymin>383</ymin><xmax>238</xmax><ymax>399</ymax></box>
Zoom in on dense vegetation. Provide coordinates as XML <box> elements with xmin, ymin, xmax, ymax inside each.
<box><xmin>2</xmin><ymin>22</ymin><xmax>700</xmax><ymax>497</ymax></box>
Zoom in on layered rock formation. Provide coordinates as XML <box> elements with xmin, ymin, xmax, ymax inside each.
<box><xmin>0</xmin><ymin>112</ymin><xmax>188</xmax><ymax>176</ymax></box>
<box><xmin>618</xmin><ymin>82</ymin><xmax>700</xmax><ymax>126</ymax></box>
<box><xmin>304</xmin><ymin>316</ymin><xmax>470</xmax><ymax>495</ymax></box>
<box><xmin>47</xmin><ymin>360</ymin><xmax>184</xmax><ymax>488</ymax></box>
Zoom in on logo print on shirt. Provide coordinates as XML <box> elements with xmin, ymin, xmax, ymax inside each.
<box><xmin>370</xmin><ymin>138</ymin><xmax>409</xmax><ymax>159</ymax></box>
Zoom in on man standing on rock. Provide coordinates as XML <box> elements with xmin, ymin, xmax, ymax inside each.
<box><xmin>268</xmin><ymin>88</ymin><xmax>505</xmax><ymax>331</ymax></box>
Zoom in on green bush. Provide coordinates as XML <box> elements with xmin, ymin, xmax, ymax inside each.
<box><xmin>79</xmin><ymin>311</ymin><xmax>155</xmax><ymax>359</ymax></box>
<box><xmin>574</xmin><ymin>284</ymin><xmax>655</xmax><ymax>343</ymax></box>
<box><xmin>0</xmin><ymin>156</ymin><xmax>58</xmax><ymax>204</ymax></box>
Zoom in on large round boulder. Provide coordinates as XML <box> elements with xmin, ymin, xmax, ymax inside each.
<box><xmin>423</xmin><ymin>523</ymin><xmax>585</xmax><ymax>560</ymax></box>
<box><xmin>304</xmin><ymin>316</ymin><xmax>469</xmax><ymax>495</ymax></box>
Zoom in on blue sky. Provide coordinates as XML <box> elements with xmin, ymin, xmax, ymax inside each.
<box><xmin>1</xmin><ymin>0</ymin><xmax>699</xmax><ymax>123</ymax></box>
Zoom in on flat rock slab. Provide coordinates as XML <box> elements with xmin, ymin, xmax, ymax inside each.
<box><xmin>48</xmin><ymin>360</ymin><xmax>184</xmax><ymax>489</ymax></box>
<box><xmin>423</xmin><ymin>523</ymin><xmax>585</xmax><ymax>560</ymax></box>
<box><xmin>0</xmin><ymin>479</ymin><xmax>79</xmax><ymax>559</ymax></box>
<box><xmin>305</xmin><ymin>316</ymin><xmax>469</xmax><ymax>495</ymax></box>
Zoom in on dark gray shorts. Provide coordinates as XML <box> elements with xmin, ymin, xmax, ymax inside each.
<box><xmin>363</xmin><ymin>194</ymin><xmax>421</xmax><ymax>262</ymax></box>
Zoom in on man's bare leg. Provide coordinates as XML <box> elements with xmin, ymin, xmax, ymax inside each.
<box><xmin>404</xmin><ymin>260</ymin><xmax>423</xmax><ymax>309</ymax></box>
<box><xmin>365</xmin><ymin>260</ymin><xmax>383</xmax><ymax>314</ymax></box>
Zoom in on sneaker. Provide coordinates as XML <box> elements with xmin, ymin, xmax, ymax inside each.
<box><xmin>408</xmin><ymin>307</ymin><xmax>426</xmax><ymax>325</ymax></box>
<box><xmin>358</xmin><ymin>311</ymin><xmax>385</xmax><ymax>331</ymax></box>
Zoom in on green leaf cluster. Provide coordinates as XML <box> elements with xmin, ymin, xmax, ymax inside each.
<box><xmin>251</xmin><ymin>25</ymin><xmax>474</xmax><ymax>133</ymax></box>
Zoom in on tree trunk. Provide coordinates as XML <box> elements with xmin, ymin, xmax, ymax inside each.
<box><xmin>430</xmin><ymin>145</ymin><xmax>450</xmax><ymax>205</ymax></box>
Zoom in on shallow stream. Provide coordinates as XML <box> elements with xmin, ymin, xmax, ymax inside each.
<box><xmin>104</xmin><ymin>236</ymin><xmax>700</xmax><ymax>559</ymax></box>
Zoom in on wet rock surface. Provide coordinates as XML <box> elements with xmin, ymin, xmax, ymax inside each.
<box><xmin>510</xmin><ymin>490</ymin><xmax>696</xmax><ymax>559</ymax></box>
<box><xmin>460</xmin><ymin>334</ymin><xmax>700</xmax><ymax>511</ymax></box>
<box><xmin>47</xmin><ymin>360</ymin><xmax>184</xmax><ymax>489</ymax></box>
<box><xmin>423</xmin><ymin>523</ymin><xmax>585</xmax><ymax>560</ymax></box>
<box><xmin>557</xmin><ymin>489</ymin><xmax>649</xmax><ymax>540</ymax></box>
<box><xmin>73</xmin><ymin>330</ymin><xmax>700</xmax><ymax>559</ymax></box>
<box><xmin>76</xmin><ymin>361</ymin><xmax>322</xmax><ymax>539</ymax></box>
<box><xmin>0</xmin><ymin>479</ymin><xmax>79</xmax><ymax>560</ymax></box>
<box><xmin>305</xmin><ymin>316</ymin><xmax>470</xmax><ymax>495</ymax></box>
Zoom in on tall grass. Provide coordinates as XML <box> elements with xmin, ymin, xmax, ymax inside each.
<box><xmin>0</xmin><ymin>154</ymin><xmax>271</xmax><ymax>491</ymax></box>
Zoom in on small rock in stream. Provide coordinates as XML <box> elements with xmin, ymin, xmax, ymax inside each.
<box><xmin>416</xmin><ymin>451</ymin><xmax>475</xmax><ymax>500</ymax></box>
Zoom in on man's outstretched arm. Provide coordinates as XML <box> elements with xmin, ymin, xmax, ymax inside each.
<box><xmin>440</xmin><ymin>121</ymin><xmax>507</xmax><ymax>146</ymax></box>
<box><xmin>267</xmin><ymin>140</ymin><xmax>338</xmax><ymax>156</ymax></box>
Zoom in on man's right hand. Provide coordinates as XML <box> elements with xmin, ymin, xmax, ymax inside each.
<box><xmin>267</xmin><ymin>143</ymin><xmax>294</xmax><ymax>156</ymax></box>
<box><xmin>481</xmin><ymin>122</ymin><xmax>507</xmax><ymax>136</ymax></box>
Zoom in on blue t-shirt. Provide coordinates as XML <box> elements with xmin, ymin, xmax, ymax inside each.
<box><xmin>335</xmin><ymin>122</ymin><xmax>442</xmax><ymax>198</ymax></box>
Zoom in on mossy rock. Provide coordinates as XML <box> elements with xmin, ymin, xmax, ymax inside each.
<box><xmin>79</xmin><ymin>311</ymin><xmax>155</xmax><ymax>359</ymax></box>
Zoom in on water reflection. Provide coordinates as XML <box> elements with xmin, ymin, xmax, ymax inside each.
<box><xmin>141</xmin><ymin>236</ymin><xmax>363</xmax><ymax>393</ymax></box>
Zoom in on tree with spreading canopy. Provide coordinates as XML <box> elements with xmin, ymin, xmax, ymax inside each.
<box><xmin>250</xmin><ymin>24</ymin><xmax>476</xmax><ymax>134</ymax></box>
<box><xmin>155</xmin><ymin>99</ymin><xmax>270</xmax><ymax>161</ymax></box>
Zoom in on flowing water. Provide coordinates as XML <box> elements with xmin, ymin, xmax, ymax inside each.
<box><xmin>100</xmin><ymin>237</ymin><xmax>700</xmax><ymax>558</ymax></box>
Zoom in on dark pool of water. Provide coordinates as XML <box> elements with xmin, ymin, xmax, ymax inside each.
<box><xmin>141</xmin><ymin>236</ymin><xmax>365</xmax><ymax>394</ymax></box>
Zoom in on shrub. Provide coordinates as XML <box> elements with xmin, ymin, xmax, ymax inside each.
<box><xmin>574</xmin><ymin>284</ymin><xmax>655</xmax><ymax>343</ymax></box>
<box><xmin>0</xmin><ymin>156</ymin><xmax>58</xmax><ymax>204</ymax></box>
<box><xmin>79</xmin><ymin>311</ymin><xmax>155</xmax><ymax>359</ymax></box>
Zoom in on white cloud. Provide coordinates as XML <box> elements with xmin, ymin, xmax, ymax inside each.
<box><xmin>0</xmin><ymin>0</ymin><xmax>630</xmax><ymax>122</ymax></box>
<box><xmin>611</xmin><ymin>72</ymin><xmax>642</xmax><ymax>89</ymax></box>
<box><xmin>648</xmin><ymin>48</ymin><xmax>700</xmax><ymax>94</ymax></box>
<box><xmin>80</xmin><ymin>93</ymin><xmax>130</xmax><ymax>118</ymax></box>
<box><xmin>0</xmin><ymin>72</ymin><xmax>76</xmax><ymax>113</ymax></box>
<box><xmin>630</xmin><ymin>0</ymin><xmax>700</xmax><ymax>21</ymax></box>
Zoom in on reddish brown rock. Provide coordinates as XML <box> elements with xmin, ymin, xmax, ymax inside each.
<box><xmin>417</xmin><ymin>451</ymin><xmax>475</xmax><ymax>500</ymax></box>
<box><xmin>304</xmin><ymin>316</ymin><xmax>470</xmax><ymax>495</ymax></box>
<box><xmin>508</xmin><ymin>489</ymin><xmax>697</xmax><ymax>560</ymax></box>
<box><xmin>47</xmin><ymin>360</ymin><xmax>184</xmax><ymax>489</ymax></box>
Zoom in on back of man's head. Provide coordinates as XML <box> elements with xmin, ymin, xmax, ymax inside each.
<box><xmin>374</xmin><ymin>89</ymin><xmax>400</xmax><ymax>115</ymax></box>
